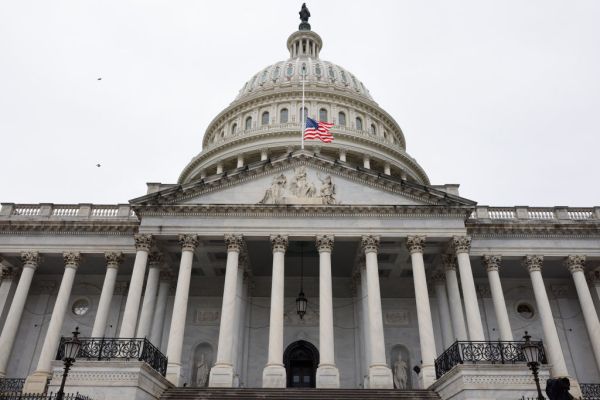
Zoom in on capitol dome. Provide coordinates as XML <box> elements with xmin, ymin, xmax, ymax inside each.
<box><xmin>178</xmin><ymin>23</ymin><xmax>430</xmax><ymax>186</ymax></box>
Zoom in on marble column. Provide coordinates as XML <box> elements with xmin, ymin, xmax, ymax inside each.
<box><xmin>523</xmin><ymin>255</ymin><xmax>569</xmax><ymax>377</ymax></box>
<box><xmin>316</xmin><ymin>235</ymin><xmax>340</xmax><ymax>388</ymax></box>
<box><xmin>262</xmin><ymin>234</ymin><xmax>288</xmax><ymax>388</ymax></box>
<box><xmin>150</xmin><ymin>267</ymin><xmax>172</xmax><ymax>350</ymax></box>
<box><xmin>431</xmin><ymin>270</ymin><xmax>454</xmax><ymax>350</ymax></box>
<box><xmin>24</xmin><ymin>252</ymin><xmax>80</xmax><ymax>393</ymax></box>
<box><xmin>91</xmin><ymin>252</ymin><xmax>123</xmax><ymax>337</ymax></box>
<box><xmin>0</xmin><ymin>266</ymin><xmax>17</xmax><ymax>332</ymax></box>
<box><xmin>482</xmin><ymin>255</ymin><xmax>513</xmax><ymax>341</ymax></box>
<box><xmin>566</xmin><ymin>255</ymin><xmax>600</xmax><ymax>374</ymax></box>
<box><xmin>210</xmin><ymin>234</ymin><xmax>244</xmax><ymax>387</ymax></box>
<box><xmin>589</xmin><ymin>269</ymin><xmax>600</xmax><ymax>318</ymax></box>
<box><xmin>166</xmin><ymin>234</ymin><xmax>198</xmax><ymax>386</ymax></box>
<box><xmin>119</xmin><ymin>234</ymin><xmax>153</xmax><ymax>338</ymax></box>
<box><xmin>442</xmin><ymin>254</ymin><xmax>467</xmax><ymax>341</ymax></box>
<box><xmin>453</xmin><ymin>236</ymin><xmax>485</xmax><ymax>341</ymax></box>
<box><xmin>136</xmin><ymin>251</ymin><xmax>162</xmax><ymax>339</ymax></box>
<box><xmin>0</xmin><ymin>252</ymin><xmax>40</xmax><ymax>377</ymax></box>
<box><xmin>359</xmin><ymin>261</ymin><xmax>371</xmax><ymax>387</ymax></box>
<box><xmin>361</xmin><ymin>235</ymin><xmax>393</xmax><ymax>389</ymax></box>
<box><xmin>231</xmin><ymin>257</ymin><xmax>247</xmax><ymax>387</ymax></box>
<box><xmin>407</xmin><ymin>236</ymin><xmax>437</xmax><ymax>388</ymax></box>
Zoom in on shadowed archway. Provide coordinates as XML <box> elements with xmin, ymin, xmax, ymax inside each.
<box><xmin>283</xmin><ymin>340</ymin><xmax>319</xmax><ymax>388</ymax></box>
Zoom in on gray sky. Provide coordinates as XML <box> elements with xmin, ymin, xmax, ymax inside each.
<box><xmin>1</xmin><ymin>1</ymin><xmax>598</xmax><ymax>206</ymax></box>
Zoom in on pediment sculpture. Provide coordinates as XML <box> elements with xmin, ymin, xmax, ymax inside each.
<box><xmin>259</xmin><ymin>167</ymin><xmax>337</xmax><ymax>205</ymax></box>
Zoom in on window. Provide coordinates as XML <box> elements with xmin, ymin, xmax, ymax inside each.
<box><xmin>262</xmin><ymin>111</ymin><xmax>270</xmax><ymax>126</ymax></box>
<box><xmin>338</xmin><ymin>112</ymin><xmax>346</xmax><ymax>126</ymax></box>
<box><xmin>245</xmin><ymin>116</ymin><xmax>252</xmax><ymax>130</ymax></box>
<box><xmin>356</xmin><ymin>117</ymin><xmax>363</xmax><ymax>130</ymax></box>
<box><xmin>299</xmin><ymin>107</ymin><xmax>308</xmax><ymax>122</ymax></box>
<box><xmin>231</xmin><ymin>123</ymin><xmax>237</xmax><ymax>135</ymax></box>
<box><xmin>280</xmin><ymin>108</ymin><xmax>289</xmax><ymax>123</ymax></box>
<box><xmin>319</xmin><ymin>108</ymin><xmax>328</xmax><ymax>122</ymax></box>
<box><xmin>72</xmin><ymin>299</ymin><xmax>90</xmax><ymax>316</ymax></box>
<box><xmin>370</xmin><ymin>124</ymin><xmax>377</xmax><ymax>135</ymax></box>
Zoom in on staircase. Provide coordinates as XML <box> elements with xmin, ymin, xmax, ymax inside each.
<box><xmin>160</xmin><ymin>388</ymin><xmax>441</xmax><ymax>400</ymax></box>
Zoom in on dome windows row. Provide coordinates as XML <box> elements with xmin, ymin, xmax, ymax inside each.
<box><xmin>207</xmin><ymin>103</ymin><xmax>399</xmax><ymax>147</ymax></box>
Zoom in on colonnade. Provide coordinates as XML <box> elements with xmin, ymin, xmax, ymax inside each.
<box><xmin>0</xmin><ymin>234</ymin><xmax>599</xmax><ymax>391</ymax></box>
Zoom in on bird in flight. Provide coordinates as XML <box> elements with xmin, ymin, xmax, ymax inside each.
<box><xmin>97</xmin><ymin>77</ymin><xmax>102</xmax><ymax>80</ymax></box>
<box><xmin>96</xmin><ymin>164</ymin><xmax>101</xmax><ymax>168</ymax></box>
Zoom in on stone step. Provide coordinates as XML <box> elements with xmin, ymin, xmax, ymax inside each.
<box><xmin>160</xmin><ymin>388</ymin><xmax>441</xmax><ymax>400</ymax></box>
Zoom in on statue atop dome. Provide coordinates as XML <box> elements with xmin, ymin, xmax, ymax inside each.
<box><xmin>299</xmin><ymin>3</ymin><xmax>311</xmax><ymax>31</ymax></box>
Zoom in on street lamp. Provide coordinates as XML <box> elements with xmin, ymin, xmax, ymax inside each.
<box><xmin>521</xmin><ymin>331</ymin><xmax>544</xmax><ymax>400</ymax></box>
<box><xmin>56</xmin><ymin>327</ymin><xmax>82</xmax><ymax>400</ymax></box>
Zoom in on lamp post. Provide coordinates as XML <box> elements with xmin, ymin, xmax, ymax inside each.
<box><xmin>521</xmin><ymin>331</ymin><xmax>545</xmax><ymax>400</ymax></box>
<box><xmin>56</xmin><ymin>327</ymin><xmax>82</xmax><ymax>400</ymax></box>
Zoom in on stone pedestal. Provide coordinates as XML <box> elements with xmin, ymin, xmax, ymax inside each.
<box><xmin>431</xmin><ymin>364</ymin><xmax>552</xmax><ymax>400</ymax></box>
<box><xmin>47</xmin><ymin>360</ymin><xmax>172</xmax><ymax>400</ymax></box>
<box><xmin>316</xmin><ymin>365</ymin><xmax>340</xmax><ymax>388</ymax></box>
<box><xmin>208</xmin><ymin>364</ymin><xmax>235</xmax><ymax>387</ymax></box>
<box><xmin>262</xmin><ymin>364</ymin><xmax>286</xmax><ymax>388</ymax></box>
<box><xmin>367</xmin><ymin>365</ymin><xmax>394</xmax><ymax>389</ymax></box>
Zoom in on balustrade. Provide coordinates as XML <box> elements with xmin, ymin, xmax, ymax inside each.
<box><xmin>471</xmin><ymin>206</ymin><xmax>597</xmax><ymax>222</ymax></box>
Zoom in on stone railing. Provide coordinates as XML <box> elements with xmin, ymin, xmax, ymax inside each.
<box><xmin>0</xmin><ymin>378</ymin><xmax>25</xmax><ymax>393</ymax></box>
<box><xmin>0</xmin><ymin>204</ymin><xmax>137</xmax><ymax>220</ymax></box>
<box><xmin>434</xmin><ymin>340</ymin><xmax>546</xmax><ymax>379</ymax></box>
<box><xmin>470</xmin><ymin>206</ymin><xmax>600</xmax><ymax>222</ymax></box>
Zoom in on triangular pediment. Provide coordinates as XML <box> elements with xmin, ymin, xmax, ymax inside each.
<box><xmin>131</xmin><ymin>152</ymin><xmax>476</xmax><ymax>209</ymax></box>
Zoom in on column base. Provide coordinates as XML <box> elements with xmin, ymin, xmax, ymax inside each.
<box><xmin>262</xmin><ymin>364</ymin><xmax>286</xmax><ymax>388</ymax></box>
<box><xmin>23</xmin><ymin>370</ymin><xmax>51</xmax><ymax>393</ymax></box>
<box><xmin>368</xmin><ymin>364</ymin><xmax>393</xmax><ymax>389</ymax></box>
<box><xmin>165</xmin><ymin>362</ymin><xmax>183</xmax><ymax>387</ymax></box>
<box><xmin>418</xmin><ymin>364</ymin><xmax>436</xmax><ymax>389</ymax></box>
<box><xmin>208</xmin><ymin>364</ymin><xmax>235</xmax><ymax>387</ymax></box>
<box><xmin>316</xmin><ymin>365</ymin><xmax>340</xmax><ymax>388</ymax></box>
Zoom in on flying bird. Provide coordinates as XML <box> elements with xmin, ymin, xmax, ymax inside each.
<box><xmin>96</xmin><ymin>164</ymin><xmax>101</xmax><ymax>168</ymax></box>
<box><xmin>97</xmin><ymin>77</ymin><xmax>102</xmax><ymax>80</ymax></box>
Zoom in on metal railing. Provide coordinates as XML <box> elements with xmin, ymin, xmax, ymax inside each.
<box><xmin>56</xmin><ymin>337</ymin><xmax>167</xmax><ymax>377</ymax></box>
<box><xmin>0</xmin><ymin>379</ymin><xmax>25</xmax><ymax>394</ymax></box>
<box><xmin>0</xmin><ymin>393</ymin><xmax>92</xmax><ymax>400</ymax></box>
<box><xmin>582</xmin><ymin>383</ymin><xmax>600</xmax><ymax>400</ymax></box>
<box><xmin>434</xmin><ymin>340</ymin><xmax>547</xmax><ymax>379</ymax></box>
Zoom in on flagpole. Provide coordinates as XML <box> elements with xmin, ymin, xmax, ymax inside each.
<box><xmin>301</xmin><ymin>70</ymin><xmax>305</xmax><ymax>150</ymax></box>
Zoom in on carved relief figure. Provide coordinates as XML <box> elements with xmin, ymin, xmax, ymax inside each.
<box><xmin>259</xmin><ymin>174</ymin><xmax>287</xmax><ymax>204</ymax></box>
<box><xmin>393</xmin><ymin>353</ymin><xmax>408</xmax><ymax>389</ymax></box>
<box><xmin>195</xmin><ymin>353</ymin><xmax>209</xmax><ymax>387</ymax></box>
<box><xmin>318</xmin><ymin>173</ymin><xmax>336</xmax><ymax>204</ymax></box>
<box><xmin>290</xmin><ymin>166</ymin><xmax>316</xmax><ymax>198</ymax></box>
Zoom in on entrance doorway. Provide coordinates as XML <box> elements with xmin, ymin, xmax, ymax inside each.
<box><xmin>283</xmin><ymin>340</ymin><xmax>319</xmax><ymax>388</ymax></box>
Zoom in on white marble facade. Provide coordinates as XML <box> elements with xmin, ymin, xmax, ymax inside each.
<box><xmin>1</xmin><ymin>13</ymin><xmax>600</xmax><ymax>400</ymax></box>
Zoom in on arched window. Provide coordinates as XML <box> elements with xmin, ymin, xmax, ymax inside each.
<box><xmin>338</xmin><ymin>112</ymin><xmax>346</xmax><ymax>126</ymax></box>
<box><xmin>299</xmin><ymin>107</ymin><xmax>308</xmax><ymax>122</ymax></box>
<box><xmin>231</xmin><ymin>123</ymin><xmax>237</xmax><ymax>135</ymax></box>
<box><xmin>245</xmin><ymin>116</ymin><xmax>252</xmax><ymax>130</ymax></box>
<box><xmin>262</xmin><ymin>111</ymin><xmax>270</xmax><ymax>126</ymax></box>
<box><xmin>280</xmin><ymin>108</ymin><xmax>289</xmax><ymax>123</ymax></box>
<box><xmin>319</xmin><ymin>108</ymin><xmax>328</xmax><ymax>122</ymax></box>
<box><xmin>355</xmin><ymin>117</ymin><xmax>363</xmax><ymax>130</ymax></box>
<box><xmin>370</xmin><ymin>124</ymin><xmax>377</xmax><ymax>135</ymax></box>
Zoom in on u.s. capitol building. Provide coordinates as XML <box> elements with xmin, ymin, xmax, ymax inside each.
<box><xmin>0</xmin><ymin>8</ymin><xmax>599</xmax><ymax>400</ymax></box>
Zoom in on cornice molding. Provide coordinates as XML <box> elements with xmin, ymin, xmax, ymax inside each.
<box><xmin>0</xmin><ymin>220</ymin><xmax>139</xmax><ymax>236</ymax></box>
<box><xmin>467</xmin><ymin>222</ymin><xmax>600</xmax><ymax>238</ymax></box>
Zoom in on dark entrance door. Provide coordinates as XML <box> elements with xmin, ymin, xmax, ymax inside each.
<box><xmin>283</xmin><ymin>340</ymin><xmax>319</xmax><ymax>388</ymax></box>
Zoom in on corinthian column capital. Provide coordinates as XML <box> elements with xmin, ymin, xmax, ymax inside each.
<box><xmin>134</xmin><ymin>234</ymin><xmax>154</xmax><ymax>251</ymax></box>
<box><xmin>406</xmin><ymin>235</ymin><xmax>426</xmax><ymax>254</ymax></box>
<box><xmin>21</xmin><ymin>251</ymin><xmax>42</xmax><ymax>269</ymax></box>
<box><xmin>270</xmin><ymin>234</ymin><xmax>288</xmax><ymax>253</ymax></box>
<box><xmin>565</xmin><ymin>255</ymin><xmax>586</xmax><ymax>274</ymax></box>
<box><xmin>316</xmin><ymin>234</ymin><xmax>334</xmax><ymax>252</ymax></box>
<box><xmin>361</xmin><ymin>235</ymin><xmax>380</xmax><ymax>254</ymax></box>
<box><xmin>224</xmin><ymin>234</ymin><xmax>244</xmax><ymax>252</ymax></box>
<box><xmin>588</xmin><ymin>269</ymin><xmax>600</xmax><ymax>285</ymax></box>
<box><xmin>148</xmin><ymin>251</ymin><xmax>164</xmax><ymax>267</ymax></box>
<box><xmin>482</xmin><ymin>255</ymin><xmax>502</xmax><ymax>272</ymax></box>
<box><xmin>179</xmin><ymin>234</ymin><xmax>199</xmax><ymax>251</ymax></box>
<box><xmin>442</xmin><ymin>254</ymin><xmax>457</xmax><ymax>271</ymax></box>
<box><xmin>63</xmin><ymin>251</ymin><xmax>82</xmax><ymax>269</ymax></box>
<box><xmin>523</xmin><ymin>255</ymin><xmax>544</xmax><ymax>273</ymax></box>
<box><xmin>452</xmin><ymin>236</ymin><xmax>471</xmax><ymax>254</ymax></box>
<box><xmin>105</xmin><ymin>251</ymin><xmax>123</xmax><ymax>270</ymax></box>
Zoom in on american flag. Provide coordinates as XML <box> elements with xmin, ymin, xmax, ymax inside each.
<box><xmin>304</xmin><ymin>117</ymin><xmax>334</xmax><ymax>143</ymax></box>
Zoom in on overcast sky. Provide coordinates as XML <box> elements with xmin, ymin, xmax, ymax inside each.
<box><xmin>0</xmin><ymin>1</ymin><xmax>598</xmax><ymax>207</ymax></box>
